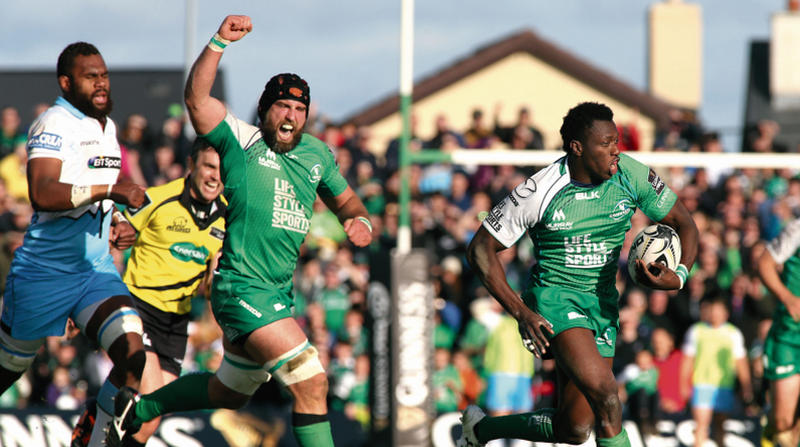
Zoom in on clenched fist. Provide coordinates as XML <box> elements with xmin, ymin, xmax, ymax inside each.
<box><xmin>217</xmin><ymin>15</ymin><xmax>253</xmax><ymax>43</ymax></box>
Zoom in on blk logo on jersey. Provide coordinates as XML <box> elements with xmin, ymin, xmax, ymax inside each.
<box><xmin>87</xmin><ymin>156</ymin><xmax>122</xmax><ymax>169</ymax></box>
<box><xmin>575</xmin><ymin>191</ymin><xmax>599</xmax><ymax>200</ymax></box>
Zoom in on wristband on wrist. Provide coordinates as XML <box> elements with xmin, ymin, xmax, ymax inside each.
<box><xmin>208</xmin><ymin>33</ymin><xmax>231</xmax><ymax>53</ymax></box>
<box><xmin>70</xmin><ymin>184</ymin><xmax>93</xmax><ymax>208</ymax></box>
<box><xmin>112</xmin><ymin>210</ymin><xmax>128</xmax><ymax>225</ymax></box>
<box><xmin>356</xmin><ymin>216</ymin><xmax>372</xmax><ymax>233</ymax></box>
<box><xmin>675</xmin><ymin>264</ymin><xmax>689</xmax><ymax>289</ymax></box>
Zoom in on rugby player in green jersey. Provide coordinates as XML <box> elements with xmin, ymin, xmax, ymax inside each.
<box><xmin>106</xmin><ymin>15</ymin><xmax>372</xmax><ymax>447</ymax></box>
<box><xmin>758</xmin><ymin>217</ymin><xmax>800</xmax><ymax>447</ymax></box>
<box><xmin>459</xmin><ymin>102</ymin><xmax>698</xmax><ymax>447</ymax></box>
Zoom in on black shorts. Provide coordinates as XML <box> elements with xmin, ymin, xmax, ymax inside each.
<box><xmin>132</xmin><ymin>295</ymin><xmax>190</xmax><ymax>377</ymax></box>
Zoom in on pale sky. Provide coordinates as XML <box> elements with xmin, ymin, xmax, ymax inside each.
<box><xmin>1</xmin><ymin>0</ymin><xmax>786</xmax><ymax>150</ymax></box>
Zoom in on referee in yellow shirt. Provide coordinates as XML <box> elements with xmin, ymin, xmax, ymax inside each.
<box><xmin>73</xmin><ymin>138</ymin><xmax>226</xmax><ymax>447</ymax></box>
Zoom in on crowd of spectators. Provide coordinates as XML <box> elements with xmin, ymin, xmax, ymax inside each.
<box><xmin>0</xmin><ymin>100</ymin><xmax>798</xmax><ymax>443</ymax></box>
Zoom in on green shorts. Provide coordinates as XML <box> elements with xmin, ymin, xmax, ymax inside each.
<box><xmin>763</xmin><ymin>331</ymin><xmax>800</xmax><ymax>380</ymax></box>
<box><xmin>210</xmin><ymin>271</ymin><xmax>295</xmax><ymax>343</ymax></box>
<box><xmin>522</xmin><ymin>286</ymin><xmax>619</xmax><ymax>358</ymax></box>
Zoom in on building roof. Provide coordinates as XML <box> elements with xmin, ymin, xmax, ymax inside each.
<box><xmin>343</xmin><ymin>29</ymin><xmax>674</xmax><ymax>129</ymax></box>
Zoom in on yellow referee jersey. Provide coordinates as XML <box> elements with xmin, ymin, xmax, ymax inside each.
<box><xmin>123</xmin><ymin>177</ymin><xmax>226</xmax><ymax>314</ymax></box>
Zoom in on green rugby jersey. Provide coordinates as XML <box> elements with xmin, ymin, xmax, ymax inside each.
<box><xmin>765</xmin><ymin>218</ymin><xmax>800</xmax><ymax>345</ymax></box>
<box><xmin>202</xmin><ymin>112</ymin><xmax>348</xmax><ymax>288</ymax></box>
<box><xmin>484</xmin><ymin>153</ymin><xmax>677</xmax><ymax>299</ymax></box>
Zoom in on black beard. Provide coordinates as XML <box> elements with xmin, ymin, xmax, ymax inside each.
<box><xmin>262</xmin><ymin>122</ymin><xmax>304</xmax><ymax>154</ymax></box>
<box><xmin>68</xmin><ymin>91</ymin><xmax>113</xmax><ymax>121</ymax></box>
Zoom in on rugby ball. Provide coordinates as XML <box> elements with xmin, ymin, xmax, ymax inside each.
<box><xmin>627</xmin><ymin>224</ymin><xmax>681</xmax><ymax>284</ymax></box>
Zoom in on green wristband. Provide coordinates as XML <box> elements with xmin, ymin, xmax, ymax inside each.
<box><xmin>208</xmin><ymin>33</ymin><xmax>230</xmax><ymax>53</ymax></box>
<box><xmin>356</xmin><ymin>216</ymin><xmax>372</xmax><ymax>233</ymax></box>
<box><xmin>675</xmin><ymin>264</ymin><xmax>689</xmax><ymax>289</ymax></box>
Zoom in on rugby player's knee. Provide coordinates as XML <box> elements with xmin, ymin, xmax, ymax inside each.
<box><xmin>108</xmin><ymin>348</ymin><xmax>146</xmax><ymax>384</ymax></box>
<box><xmin>214</xmin><ymin>352</ymin><xmax>268</xmax><ymax>405</ymax></box>
<box><xmin>562</xmin><ymin>426</ymin><xmax>593</xmax><ymax>445</ymax></box>
<box><xmin>289</xmin><ymin>372</ymin><xmax>328</xmax><ymax>403</ymax></box>
<box><xmin>556</xmin><ymin>416</ymin><xmax>593</xmax><ymax>445</ymax></box>
<box><xmin>124</xmin><ymin>349</ymin><xmax>146</xmax><ymax>379</ymax></box>
<box><xmin>584</xmin><ymin>378</ymin><xmax>621</xmax><ymax>415</ymax></box>
<box><xmin>98</xmin><ymin>306</ymin><xmax>143</xmax><ymax>354</ymax></box>
<box><xmin>0</xmin><ymin>331</ymin><xmax>41</xmax><ymax>374</ymax></box>
<box><xmin>266</xmin><ymin>342</ymin><xmax>327</xmax><ymax>405</ymax></box>
<box><xmin>774</xmin><ymin>413</ymin><xmax>796</xmax><ymax>433</ymax></box>
<box><xmin>210</xmin><ymin>373</ymin><xmax>252</xmax><ymax>409</ymax></box>
<box><xmin>594</xmin><ymin>391</ymin><xmax>623</xmax><ymax>422</ymax></box>
<box><xmin>268</xmin><ymin>343</ymin><xmax>325</xmax><ymax>389</ymax></box>
<box><xmin>108</xmin><ymin>332</ymin><xmax>146</xmax><ymax>373</ymax></box>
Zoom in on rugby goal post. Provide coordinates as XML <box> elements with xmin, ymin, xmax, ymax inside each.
<box><xmin>407</xmin><ymin>148</ymin><xmax>800</xmax><ymax>169</ymax></box>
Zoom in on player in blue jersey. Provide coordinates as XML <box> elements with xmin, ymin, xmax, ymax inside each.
<box><xmin>0</xmin><ymin>42</ymin><xmax>147</xmax><ymax>447</ymax></box>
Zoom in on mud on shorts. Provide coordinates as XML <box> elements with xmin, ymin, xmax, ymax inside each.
<box><xmin>522</xmin><ymin>286</ymin><xmax>619</xmax><ymax>358</ymax></box>
<box><xmin>210</xmin><ymin>273</ymin><xmax>295</xmax><ymax>344</ymax></box>
<box><xmin>763</xmin><ymin>331</ymin><xmax>800</xmax><ymax>380</ymax></box>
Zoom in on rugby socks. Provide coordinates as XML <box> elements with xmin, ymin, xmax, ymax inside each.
<box><xmin>475</xmin><ymin>408</ymin><xmax>556</xmax><ymax>443</ymax></box>
<box><xmin>88</xmin><ymin>380</ymin><xmax>118</xmax><ymax>447</ymax></box>
<box><xmin>292</xmin><ymin>413</ymin><xmax>334</xmax><ymax>447</ymax></box>
<box><xmin>597</xmin><ymin>428</ymin><xmax>630</xmax><ymax>447</ymax></box>
<box><xmin>134</xmin><ymin>372</ymin><xmax>213</xmax><ymax>425</ymax></box>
